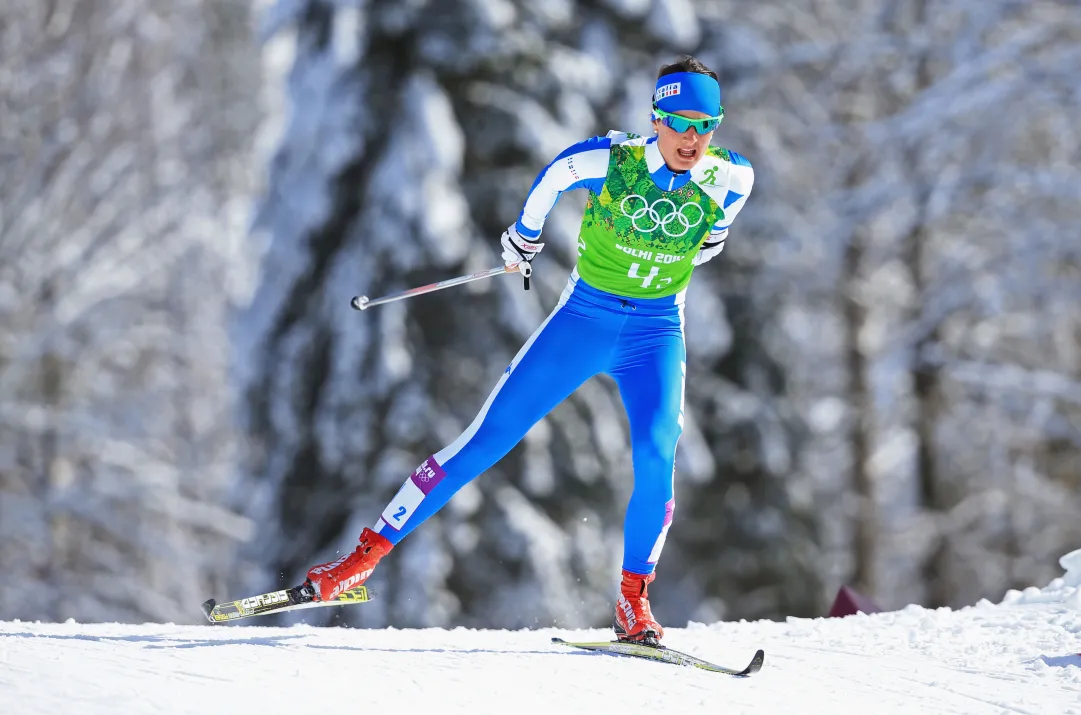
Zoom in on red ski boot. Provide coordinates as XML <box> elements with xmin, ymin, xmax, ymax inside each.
<box><xmin>613</xmin><ymin>569</ymin><xmax>664</xmax><ymax>644</ymax></box>
<box><xmin>306</xmin><ymin>527</ymin><xmax>393</xmax><ymax>601</ymax></box>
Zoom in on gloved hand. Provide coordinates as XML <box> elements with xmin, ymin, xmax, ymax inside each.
<box><xmin>692</xmin><ymin>231</ymin><xmax>727</xmax><ymax>266</ymax></box>
<box><xmin>500</xmin><ymin>223</ymin><xmax>544</xmax><ymax>278</ymax></box>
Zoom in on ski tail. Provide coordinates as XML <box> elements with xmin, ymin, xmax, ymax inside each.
<box><xmin>202</xmin><ymin>582</ymin><xmax>374</xmax><ymax>623</ymax></box>
<box><xmin>552</xmin><ymin>637</ymin><xmax>764</xmax><ymax>676</ymax></box>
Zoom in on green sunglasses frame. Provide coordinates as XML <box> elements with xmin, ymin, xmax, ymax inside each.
<box><xmin>652</xmin><ymin>106</ymin><xmax>725</xmax><ymax>134</ymax></box>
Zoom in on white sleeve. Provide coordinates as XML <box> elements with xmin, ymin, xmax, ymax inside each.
<box><xmin>514</xmin><ymin>137</ymin><xmax>611</xmax><ymax>239</ymax></box>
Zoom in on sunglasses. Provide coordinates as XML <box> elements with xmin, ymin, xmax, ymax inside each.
<box><xmin>652</xmin><ymin>106</ymin><xmax>725</xmax><ymax>135</ymax></box>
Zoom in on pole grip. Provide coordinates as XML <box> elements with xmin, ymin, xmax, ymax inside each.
<box><xmin>517</xmin><ymin>260</ymin><xmax>532</xmax><ymax>291</ymax></box>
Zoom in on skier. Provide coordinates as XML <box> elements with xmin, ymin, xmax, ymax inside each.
<box><xmin>305</xmin><ymin>55</ymin><xmax>754</xmax><ymax>644</ymax></box>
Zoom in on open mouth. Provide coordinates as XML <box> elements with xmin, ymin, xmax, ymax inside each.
<box><xmin>677</xmin><ymin>147</ymin><xmax>697</xmax><ymax>160</ymax></box>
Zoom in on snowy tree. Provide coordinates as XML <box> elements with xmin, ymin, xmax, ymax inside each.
<box><xmin>0</xmin><ymin>0</ymin><xmax>260</xmax><ymax>622</ymax></box>
<box><xmin>700</xmin><ymin>0</ymin><xmax>1081</xmax><ymax>608</ymax></box>
<box><xmin>827</xmin><ymin>0</ymin><xmax>1081</xmax><ymax>608</ymax></box>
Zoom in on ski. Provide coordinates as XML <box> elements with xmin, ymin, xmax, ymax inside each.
<box><xmin>551</xmin><ymin>637</ymin><xmax>764</xmax><ymax>676</ymax></box>
<box><xmin>201</xmin><ymin>582</ymin><xmax>374</xmax><ymax>623</ymax></box>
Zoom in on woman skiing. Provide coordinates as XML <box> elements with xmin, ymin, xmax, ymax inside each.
<box><xmin>305</xmin><ymin>55</ymin><xmax>754</xmax><ymax>644</ymax></box>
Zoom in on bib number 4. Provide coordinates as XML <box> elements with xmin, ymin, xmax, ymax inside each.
<box><xmin>628</xmin><ymin>262</ymin><xmax>659</xmax><ymax>288</ymax></box>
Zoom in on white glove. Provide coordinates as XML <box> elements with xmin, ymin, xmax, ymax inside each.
<box><xmin>501</xmin><ymin>223</ymin><xmax>544</xmax><ymax>277</ymax></box>
<box><xmin>692</xmin><ymin>231</ymin><xmax>727</xmax><ymax>266</ymax></box>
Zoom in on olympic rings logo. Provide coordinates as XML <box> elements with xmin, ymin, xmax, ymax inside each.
<box><xmin>620</xmin><ymin>194</ymin><xmax>704</xmax><ymax>238</ymax></box>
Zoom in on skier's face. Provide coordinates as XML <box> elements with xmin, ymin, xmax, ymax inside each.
<box><xmin>652</xmin><ymin>110</ymin><xmax>715</xmax><ymax>172</ymax></box>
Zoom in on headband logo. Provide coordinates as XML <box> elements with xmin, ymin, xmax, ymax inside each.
<box><xmin>654</xmin><ymin>82</ymin><xmax>681</xmax><ymax>102</ymax></box>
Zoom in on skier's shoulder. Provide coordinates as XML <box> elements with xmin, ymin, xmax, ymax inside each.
<box><xmin>602</xmin><ymin>131</ymin><xmax>654</xmax><ymax>165</ymax></box>
<box><xmin>704</xmin><ymin>145</ymin><xmax>753</xmax><ymax>173</ymax></box>
<box><xmin>604</xmin><ymin>130</ymin><xmax>650</xmax><ymax>148</ymax></box>
<box><xmin>693</xmin><ymin>145</ymin><xmax>754</xmax><ymax>194</ymax></box>
<box><xmin>551</xmin><ymin>130</ymin><xmax>647</xmax><ymax>164</ymax></box>
<box><xmin>548</xmin><ymin>134</ymin><xmax>615</xmax><ymax>167</ymax></box>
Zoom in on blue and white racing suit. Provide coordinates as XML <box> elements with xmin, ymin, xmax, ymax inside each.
<box><xmin>373</xmin><ymin>132</ymin><xmax>754</xmax><ymax>575</ymax></box>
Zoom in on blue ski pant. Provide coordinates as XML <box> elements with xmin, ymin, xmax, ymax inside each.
<box><xmin>372</xmin><ymin>270</ymin><xmax>686</xmax><ymax>574</ymax></box>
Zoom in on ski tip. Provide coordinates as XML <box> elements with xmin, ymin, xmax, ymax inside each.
<box><xmin>200</xmin><ymin>598</ymin><xmax>217</xmax><ymax>622</ymax></box>
<box><xmin>745</xmin><ymin>649</ymin><xmax>765</xmax><ymax>675</ymax></box>
<box><xmin>551</xmin><ymin>637</ymin><xmax>567</xmax><ymax>644</ymax></box>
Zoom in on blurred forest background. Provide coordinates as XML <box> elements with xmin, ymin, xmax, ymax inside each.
<box><xmin>2</xmin><ymin>0</ymin><xmax>1079</xmax><ymax>628</ymax></box>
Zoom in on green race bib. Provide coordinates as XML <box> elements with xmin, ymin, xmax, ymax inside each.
<box><xmin>576</xmin><ymin>140</ymin><xmax>725</xmax><ymax>298</ymax></box>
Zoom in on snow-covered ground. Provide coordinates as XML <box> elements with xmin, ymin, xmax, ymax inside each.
<box><xmin>3</xmin><ymin>552</ymin><xmax>1080</xmax><ymax>715</ymax></box>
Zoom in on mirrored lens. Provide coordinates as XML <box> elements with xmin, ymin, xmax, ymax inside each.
<box><xmin>657</xmin><ymin>109</ymin><xmax>722</xmax><ymax>135</ymax></box>
<box><xmin>666</xmin><ymin>116</ymin><xmax>718</xmax><ymax>135</ymax></box>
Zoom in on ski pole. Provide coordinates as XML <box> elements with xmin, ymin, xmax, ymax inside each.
<box><xmin>350</xmin><ymin>262</ymin><xmax>530</xmax><ymax>311</ymax></box>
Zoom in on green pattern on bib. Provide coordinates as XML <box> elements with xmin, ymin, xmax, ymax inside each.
<box><xmin>576</xmin><ymin>142</ymin><xmax>725</xmax><ymax>298</ymax></box>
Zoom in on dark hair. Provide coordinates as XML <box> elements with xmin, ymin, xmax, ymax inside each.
<box><xmin>657</xmin><ymin>56</ymin><xmax>718</xmax><ymax>83</ymax></box>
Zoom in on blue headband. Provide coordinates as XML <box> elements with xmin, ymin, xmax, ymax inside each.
<box><xmin>653</xmin><ymin>72</ymin><xmax>722</xmax><ymax>117</ymax></box>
